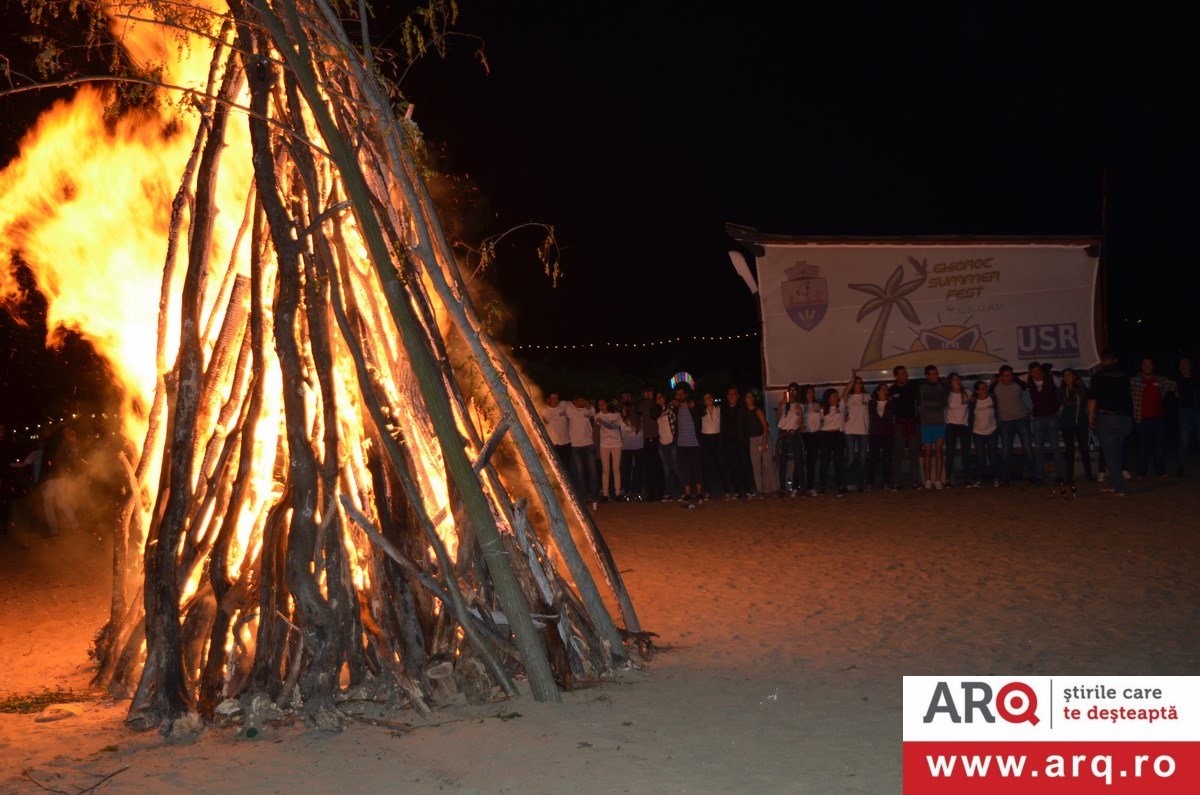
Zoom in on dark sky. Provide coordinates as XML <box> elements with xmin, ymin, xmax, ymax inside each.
<box><xmin>397</xmin><ymin>2</ymin><xmax>1197</xmax><ymax>381</ymax></box>
<box><xmin>2</xmin><ymin>2</ymin><xmax>1197</xmax><ymax>408</ymax></box>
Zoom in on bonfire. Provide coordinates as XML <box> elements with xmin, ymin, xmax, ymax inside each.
<box><xmin>0</xmin><ymin>0</ymin><xmax>642</xmax><ymax>735</ymax></box>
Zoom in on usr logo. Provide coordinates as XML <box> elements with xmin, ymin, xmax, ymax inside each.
<box><xmin>923</xmin><ymin>680</ymin><xmax>1040</xmax><ymax>726</ymax></box>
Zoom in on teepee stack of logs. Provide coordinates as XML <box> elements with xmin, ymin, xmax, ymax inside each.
<box><xmin>74</xmin><ymin>0</ymin><xmax>643</xmax><ymax>734</ymax></box>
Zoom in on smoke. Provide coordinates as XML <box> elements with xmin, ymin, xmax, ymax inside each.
<box><xmin>1</xmin><ymin>394</ymin><xmax>129</xmax><ymax>582</ymax></box>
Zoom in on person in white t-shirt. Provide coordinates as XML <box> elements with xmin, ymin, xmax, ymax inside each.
<box><xmin>969</xmin><ymin>380</ymin><xmax>1000</xmax><ymax>486</ymax></box>
<box><xmin>565</xmin><ymin>396</ymin><xmax>599</xmax><ymax>505</ymax></box>
<box><xmin>842</xmin><ymin>371</ymin><xmax>870</xmax><ymax>492</ymax></box>
<box><xmin>655</xmin><ymin>391</ymin><xmax>681</xmax><ymax>500</ymax></box>
<box><xmin>618</xmin><ymin>402</ymin><xmax>645</xmax><ymax>500</ymax></box>
<box><xmin>775</xmin><ymin>382</ymin><xmax>803</xmax><ymax>495</ymax></box>
<box><xmin>595</xmin><ymin>398</ymin><xmax>623</xmax><ymax>501</ymax></box>
<box><xmin>699</xmin><ymin>392</ymin><xmax>731</xmax><ymax>498</ymax></box>
<box><xmin>817</xmin><ymin>388</ymin><xmax>847</xmax><ymax>496</ymax></box>
<box><xmin>542</xmin><ymin>392</ymin><xmax>571</xmax><ymax>472</ymax></box>
<box><xmin>800</xmin><ymin>386</ymin><xmax>822</xmax><ymax>496</ymax></box>
<box><xmin>944</xmin><ymin>373</ymin><xmax>972</xmax><ymax>487</ymax></box>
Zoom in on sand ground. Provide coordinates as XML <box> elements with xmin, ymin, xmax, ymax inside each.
<box><xmin>1</xmin><ymin>478</ymin><xmax>1198</xmax><ymax>793</ymax></box>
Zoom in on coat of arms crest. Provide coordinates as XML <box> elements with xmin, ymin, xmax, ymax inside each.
<box><xmin>781</xmin><ymin>262</ymin><xmax>827</xmax><ymax>331</ymax></box>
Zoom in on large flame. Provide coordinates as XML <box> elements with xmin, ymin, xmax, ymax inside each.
<box><xmin>0</xmin><ymin>1</ymin><xmax>462</xmax><ymax>587</ymax></box>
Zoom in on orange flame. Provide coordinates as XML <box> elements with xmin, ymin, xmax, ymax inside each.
<box><xmin>0</xmin><ymin>1</ymin><xmax>464</xmax><ymax>613</ymax></box>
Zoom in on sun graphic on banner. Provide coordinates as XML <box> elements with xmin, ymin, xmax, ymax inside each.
<box><xmin>850</xmin><ymin>260</ymin><xmax>1003</xmax><ymax>371</ymax></box>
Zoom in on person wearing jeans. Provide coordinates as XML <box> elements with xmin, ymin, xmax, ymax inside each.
<box><xmin>636</xmin><ymin>387</ymin><xmax>663</xmax><ymax>500</ymax></box>
<box><xmin>1027</xmin><ymin>363</ymin><xmax>1064</xmax><ymax>487</ymax></box>
<box><xmin>673</xmin><ymin>388</ymin><xmax>705</xmax><ymax>506</ymax></box>
<box><xmin>541</xmin><ymin>393</ymin><xmax>572</xmax><ymax>474</ymax></box>
<box><xmin>990</xmin><ymin>365</ymin><xmax>1032</xmax><ymax>485</ymax></box>
<box><xmin>799</xmin><ymin>386</ymin><xmax>823</xmax><ymax>496</ymax></box>
<box><xmin>817</xmin><ymin>388</ymin><xmax>847</xmax><ymax>496</ymax></box>
<box><xmin>1130</xmin><ymin>357</ymin><xmax>1177</xmax><ymax>477</ymax></box>
<box><xmin>619</xmin><ymin>404</ymin><xmax>644</xmax><ymax>500</ymax></box>
<box><xmin>565</xmin><ymin>396</ymin><xmax>599</xmax><ymax>505</ymax></box>
<box><xmin>775</xmin><ymin>383</ymin><xmax>803</xmax><ymax>494</ymax></box>
<box><xmin>722</xmin><ymin>387</ymin><xmax>752</xmax><ymax>498</ymax></box>
<box><xmin>1095</xmin><ymin>414</ymin><xmax>1134</xmax><ymax>494</ymax></box>
<box><xmin>1088</xmin><ymin>351</ymin><xmax>1135</xmax><ymax>495</ymax></box>
<box><xmin>842</xmin><ymin>373</ymin><xmax>870</xmax><ymax>492</ymax></box>
<box><xmin>944</xmin><ymin>374</ymin><xmax>973</xmax><ymax>486</ymax></box>
<box><xmin>969</xmin><ymin>380</ymin><xmax>1000</xmax><ymax>485</ymax></box>
<box><xmin>655</xmin><ymin>392</ymin><xmax>681</xmax><ymax>499</ymax></box>
<box><xmin>867</xmin><ymin>383</ymin><xmax>896</xmax><ymax>490</ymax></box>
<box><xmin>889</xmin><ymin>366</ymin><xmax>922</xmax><ymax>489</ymax></box>
<box><xmin>1057</xmin><ymin>368</ymin><xmax>1094</xmax><ymax>487</ymax></box>
<box><xmin>699</xmin><ymin>393</ymin><xmax>730</xmax><ymax>498</ymax></box>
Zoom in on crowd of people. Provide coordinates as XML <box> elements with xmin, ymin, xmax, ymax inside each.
<box><xmin>540</xmin><ymin>353</ymin><xmax>1198</xmax><ymax>507</ymax></box>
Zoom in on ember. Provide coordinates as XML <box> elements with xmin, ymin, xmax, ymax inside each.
<box><xmin>0</xmin><ymin>0</ymin><xmax>640</xmax><ymax>734</ymax></box>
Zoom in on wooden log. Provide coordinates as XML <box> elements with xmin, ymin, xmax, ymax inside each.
<box><xmin>247</xmin><ymin>56</ymin><xmax>339</xmax><ymax>728</ymax></box>
<box><xmin>310</xmin><ymin>40</ymin><xmax>632</xmax><ymax>653</ymax></box>
<box><xmin>258</xmin><ymin>0</ymin><xmax>558</xmax><ymax>702</ymax></box>
<box><xmin>132</xmin><ymin>47</ymin><xmax>242</xmax><ymax>732</ymax></box>
<box><xmin>198</xmin><ymin>265</ymin><xmax>266</xmax><ymax>717</ymax></box>
<box><xmin>472</xmin><ymin>413</ymin><xmax>512</xmax><ymax>474</ymax></box>
<box><xmin>322</xmin><ymin>228</ymin><xmax>517</xmax><ymax>697</ymax></box>
<box><xmin>303</xmin><ymin>4</ymin><xmax>634</xmax><ymax>650</ymax></box>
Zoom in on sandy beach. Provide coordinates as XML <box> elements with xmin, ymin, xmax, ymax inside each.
<box><xmin>2</xmin><ymin>478</ymin><xmax>1198</xmax><ymax>793</ymax></box>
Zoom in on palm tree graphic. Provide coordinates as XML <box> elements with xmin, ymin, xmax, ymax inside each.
<box><xmin>848</xmin><ymin>263</ymin><xmax>926</xmax><ymax>367</ymax></box>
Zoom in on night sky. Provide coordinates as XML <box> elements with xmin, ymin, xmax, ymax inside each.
<box><xmin>2</xmin><ymin>2</ymin><xmax>1197</xmax><ymax>410</ymax></box>
<box><xmin>398</xmin><ymin>2</ymin><xmax>1197</xmax><ymax>388</ymax></box>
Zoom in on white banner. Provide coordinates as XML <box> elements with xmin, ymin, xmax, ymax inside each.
<box><xmin>756</xmin><ymin>242</ymin><xmax>1100</xmax><ymax>388</ymax></box>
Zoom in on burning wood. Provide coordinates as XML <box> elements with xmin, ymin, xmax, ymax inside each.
<box><xmin>0</xmin><ymin>0</ymin><xmax>642</xmax><ymax>735</ymax></box>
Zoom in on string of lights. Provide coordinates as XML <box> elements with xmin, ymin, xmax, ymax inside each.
<box><xmin>512</xmin><ymin>331</ymin><xmax>759</xmax><ymax>352</ymax></box>
<box><xmin>11</xmin><ymin>413</ymin><xmax>115</xmax><ymax>438</ymax></box>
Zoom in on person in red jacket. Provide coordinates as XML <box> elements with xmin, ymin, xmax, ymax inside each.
<box><xmin>1130</xmin><ymin>357</ymin><xmax>1178</xmax><ymax>477</ymax></box>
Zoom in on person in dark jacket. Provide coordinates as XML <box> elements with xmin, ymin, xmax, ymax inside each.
<box><xmin>673</xmin><ymin>387</ymin><xmax>705</xmax><ymax>507</ymax></box>
<box><xmin>1027</xmin><ymin>362</ymin><xmax>1064</xmax><ymax>487</ymax></box>
<box><xmin>867</xmin><ymin>383</ymin><xmax>896</xmax><ymax>491</ymax></box>
<box><xmin>635</xmin><ymin>387</ymin><xmax>663</xmax><ymax>500</ymax></box>
<box><xmin>1087</xmin><ymin>351</ymin><xmax>1135</xmax><ymax>495</ymax></box>
<box><xmin>1057</xmin><ymin>368</ymin><xmax>1093</xmax><ymax>491</ymax></box>
<box><xmin>721</xmin><ymin>387</ymin><xmax>751</xmax><ymax>498</ymax></box>
<box><xmin>889</xmin><ymin>366</ymin><xmax>922</xmax><ymax>488</ymax></box>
